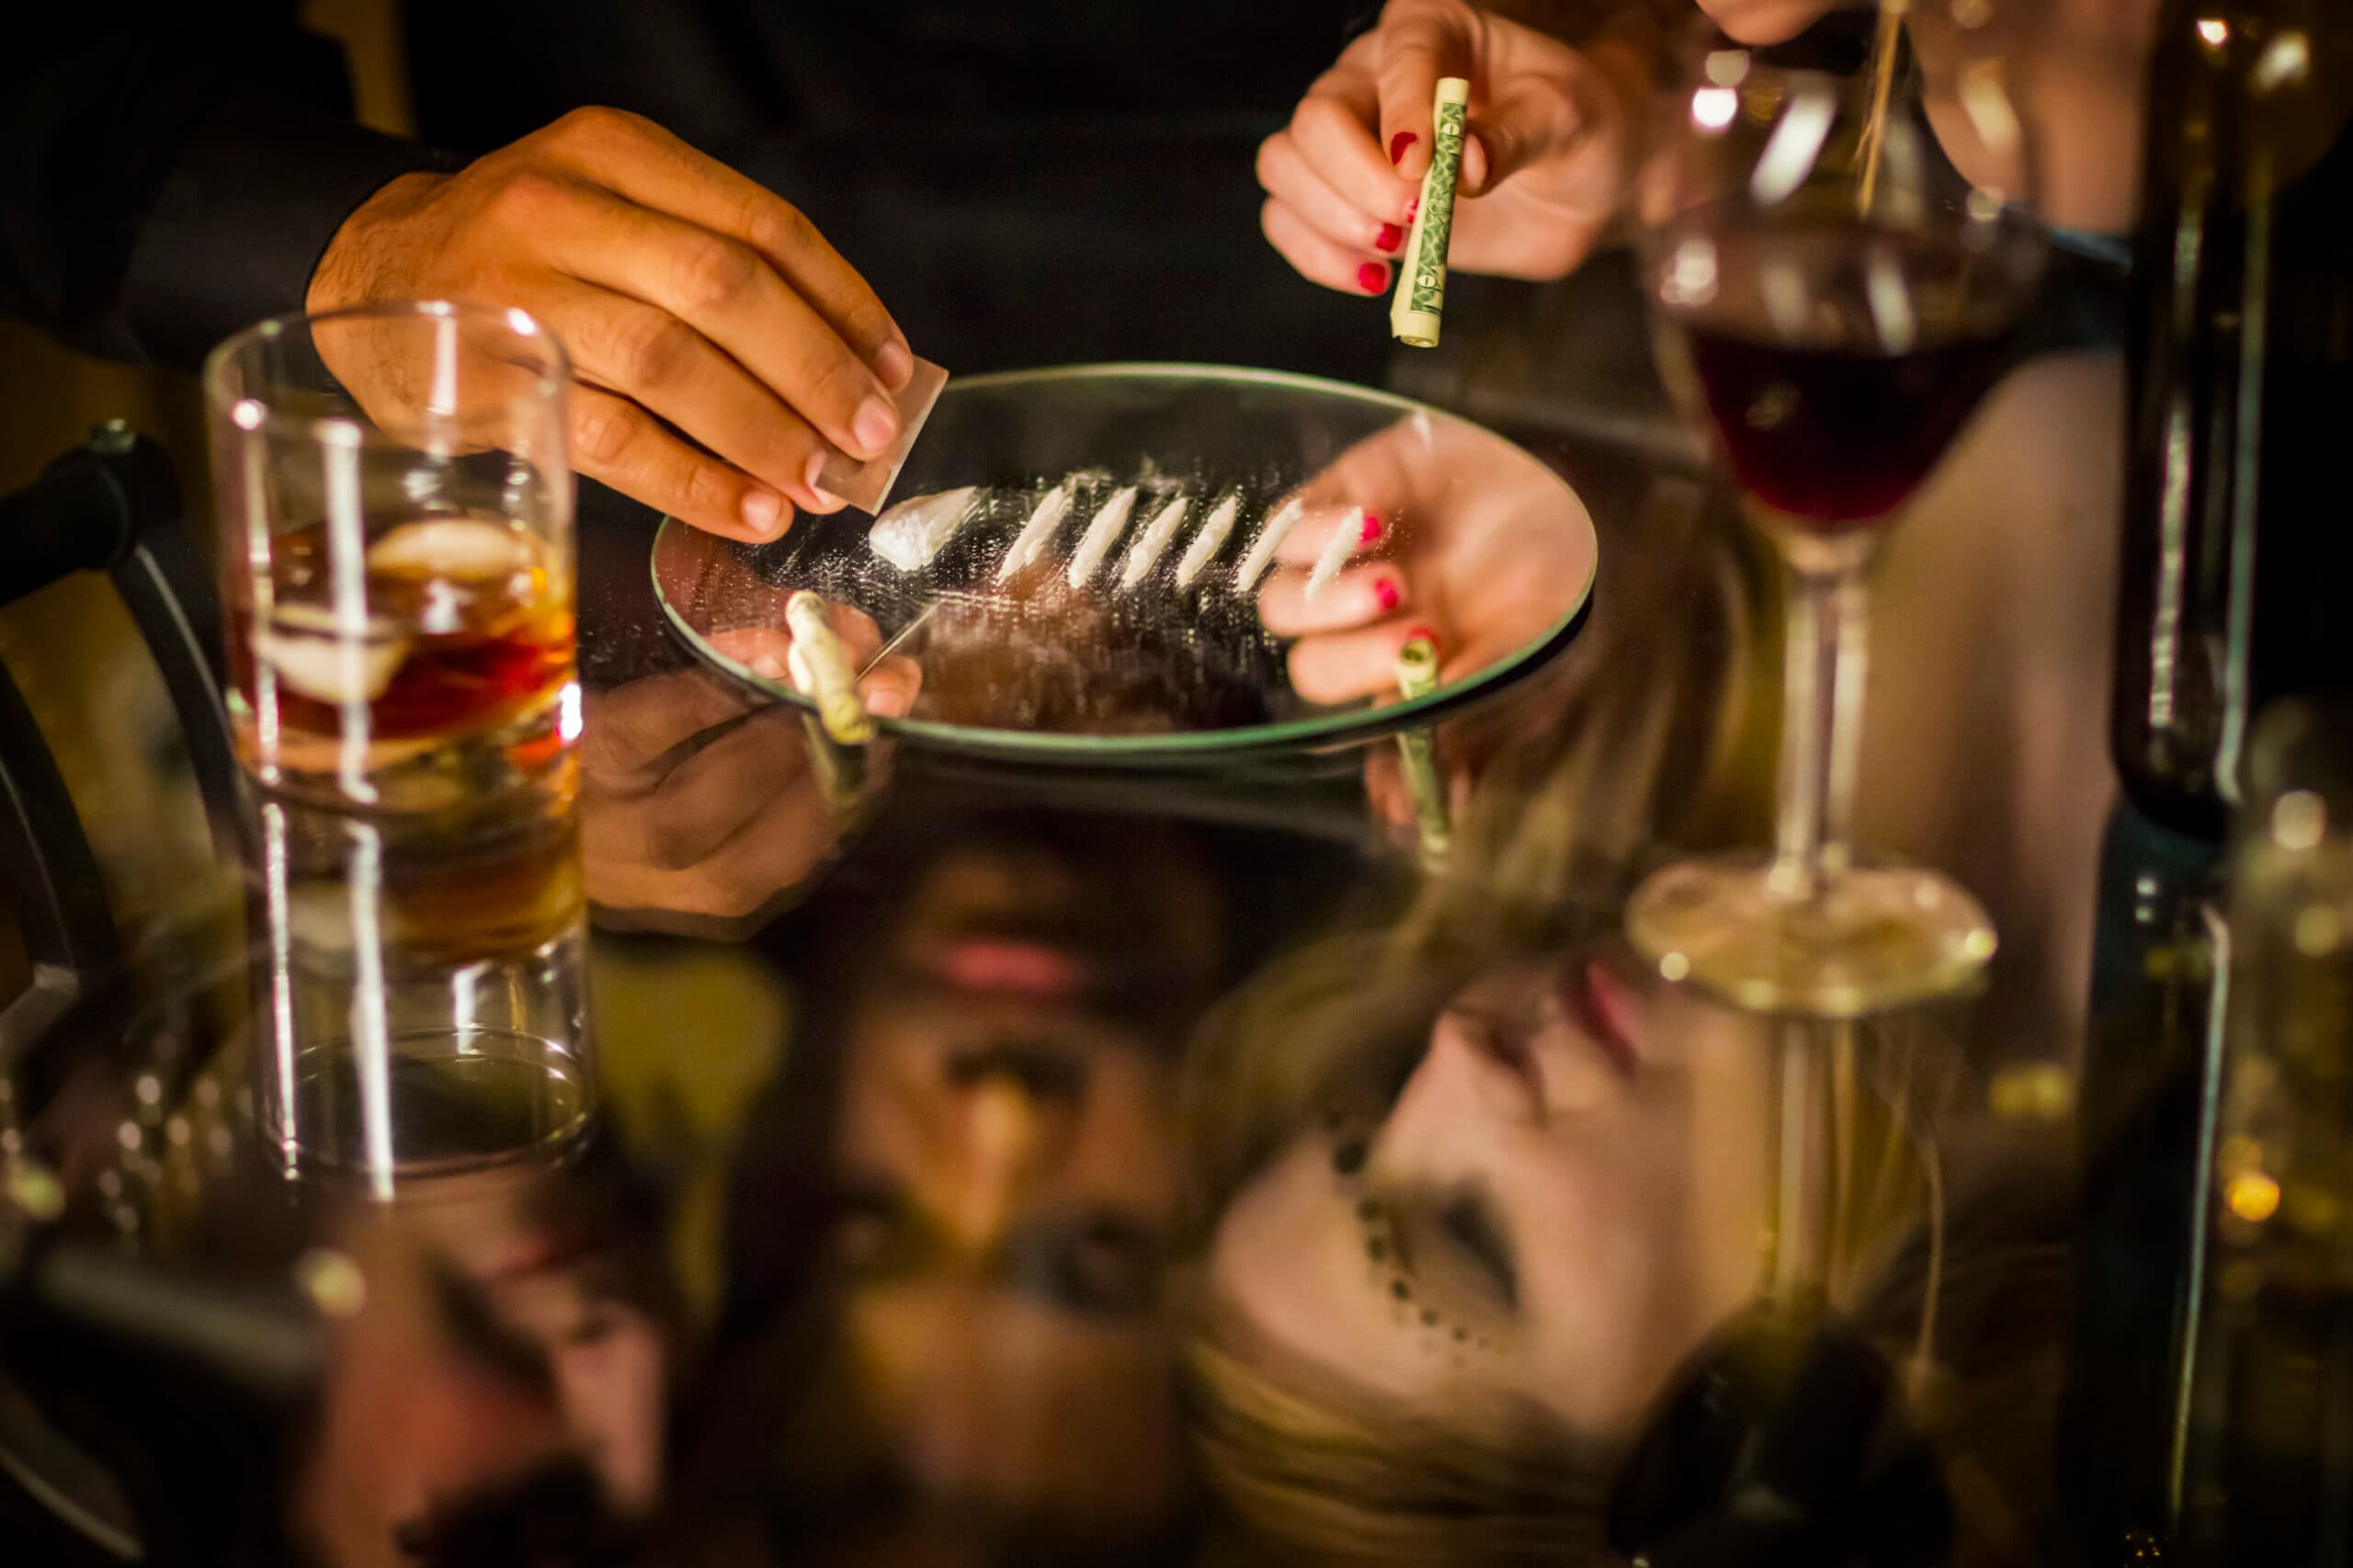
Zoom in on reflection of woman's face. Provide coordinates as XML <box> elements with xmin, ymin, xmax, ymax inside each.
<box><xmin>1210</xmin><ymin>954</ymin><xmax>1775</xmax><ymax>1437</ymax></box>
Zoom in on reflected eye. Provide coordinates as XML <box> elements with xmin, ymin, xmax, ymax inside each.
<box><xmin>1439</xmin><ymin>1195</ymin><xmax>1519</xmax><ymax>1310</ymax></box>
<box><xmin>1383</xmin><ymin>1184</ymin><xmax>1521</xmax><ymax>1324</ymax></box>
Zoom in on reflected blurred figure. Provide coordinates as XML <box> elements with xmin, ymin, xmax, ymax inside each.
<box><xmin>678</xmin><ymin>799</ymin><xmax>1354</xmax><ymax>1567</ymax></box>
<box><xmin>1180</xmin><ymin>935</ymin><xmax>2069</xmax><ymax>1564</ymax></box>
<box><xmin>279</xmin><ymin>1142</ymin><xmax>678</xmax><ymax>1568</ymax></box>
<box><xmin>1176</xmin><ymin>560</ymin><xmax>2069</xmax><ymax>1563</ymax></box>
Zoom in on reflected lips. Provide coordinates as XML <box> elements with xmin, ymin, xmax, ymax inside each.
<box><xmin>1562</xmin><ymin>960</ymin><xmax>1641</xmax><ymax>1078</ymax></box>
<box><xmin>933</xmin><ymin>939</ymin><xmax>1086</xmax><ymax>997</ymax></box>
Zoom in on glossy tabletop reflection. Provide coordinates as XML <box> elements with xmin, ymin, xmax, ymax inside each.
<box><xmin>7</xmin><ymin>257</ymin><xmax>2140</xmax><ymax>1568</ymax></box>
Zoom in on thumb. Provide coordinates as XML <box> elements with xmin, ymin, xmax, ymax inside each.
<box><xmin>1376</xmin><ymin>2</ymin><xmax>1477</xmax><ymax>182</ymax></box>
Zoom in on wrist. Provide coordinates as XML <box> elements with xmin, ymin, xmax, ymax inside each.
<box><xmin>306</xmin><ymin>170</ymin><xmax>447</xmax><ymax>315</ymax></box>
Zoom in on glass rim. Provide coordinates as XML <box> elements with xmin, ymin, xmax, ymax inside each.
<box><xmin>201</xmin><ymin>299</ymin><xmax>573</xmax><ymax>442</ymax></box>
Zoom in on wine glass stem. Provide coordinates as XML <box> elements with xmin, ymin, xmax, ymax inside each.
<box><xmin>1771</xmin><ymin>551</ymin><xmax>1870</xmax><ymax>902</ymax></box>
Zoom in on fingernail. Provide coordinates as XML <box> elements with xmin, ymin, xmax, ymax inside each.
<box><xmin>751</xmin><ymin>652</ymin><xmax>787</xmax><ymax>680</ymax></box>
<box><xmin>740</xmin><ymin>486</ymin><xmax>785</xmax><ymax>537</ymax></box>
<box><xmin>1375</xmin><ymin>222</ymin><xmax>1404</xmax><ymax>253</ymax></box>
<box><xmin>1357</xmin><ymin>261</ymin><xmax>1389</xmax><ymax>294</ymax></box>
<box><xmin>1405</xmin><ymin>196</ymin><xmax>1420</xmax><ymax>223</ymax></box>
<box><xmin>852</xmin><ymin>394</ymin><xmax>899</xmax><ymax>456</ymax></box>
<box><xmin>1389</xmin><ymin>131</ymin><xmax>1417</xmax><ymax>166</ymax></box>
<box><xmin>802</xmin><ymin>452</ymin><xmax>845</xmax><ymax>511</ymax></box>
<box><xmin>873</xmin><ymin>340</ymin><xmax>915</xmax><ymax>390</ymax></box>
<box><xmin>1374</xmin><ymin>577</ymin><xmax>1401</xmax><ymax>612</ymax></box>
<box><xmin>867</xmin><ymin>683</ymin><xmax>913</xmax><ymax>719</ymax></box>
<box><xmin>1360</xmin><ymin>511</ymin><xmax>1384</xmax><ymax>544</ymax></box>
<box><xmin>1405</xmin><ymin>624</ymin><xmax>1439</xmax><ymax>653</ymax></box>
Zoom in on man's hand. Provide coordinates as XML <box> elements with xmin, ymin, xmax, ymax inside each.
<box><xmin>1257</xmin><ymin>0</ymin><xmax>1644</xmax><ymax>290</ymax></box>
<box><xmin>310</xmin><ymin>107</ymin><xmax>915</xmax><ymax>542</ymax></box>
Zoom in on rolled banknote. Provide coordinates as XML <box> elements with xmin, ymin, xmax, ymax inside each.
<box><xmin>1392</xmin><ymin>633</ymin><xmax>1451</xmax><ymax>865</ymax></box>
<box><xmin>783</xmin><ymin>591</ymin><xmax>876</xmax><ymax>746</ymax></box>
<box><xmin>1391</xmin><ymin>76</ymin><xmax>1470</xmax><ymax>349</ymax></box>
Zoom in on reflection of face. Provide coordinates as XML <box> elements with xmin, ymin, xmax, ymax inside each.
<box><xmin>298</xmin><ymin>1173</ymin><xmax>667</xmax><ymax>1568</ymax></box>
<box><xmin>1696</xmin><ymin>0</ymin><xmax>1840</xmax><ymax>44</ymax></box>
<box><xmin>789</xmin><ymin>838</ymin><xmax>1215</xmax><ymax>1536</ymax></box>
<box><xmin>1211</xmin><ymin>953</ymin><xmax>1775</xmax><ymax>1439</ymax></box>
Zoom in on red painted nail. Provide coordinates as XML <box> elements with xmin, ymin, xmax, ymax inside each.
<box><xmin>1374</xmin><ymin>577</ymin><xmax>1401</xmax><ymax>612</ymax></box>
<box><xmin>1405</xmin><ymin>624</ymin><xmax>1439</xmax><ymax>653</ymax></box>
<box><xmin>1360</xmin><ymin>511</ymin><xmax>1384</xmax><ymax>544</ymax></box>
<box><xmin>1389</xmin><ymin>131</ymin><xmax>1417</xmax><ymax>166</ymax></box>
<box><xmin>1405</xmin><ymin>196</ymin><xmax>1420</xmax><ymax>223</ymax></box>
<box><xmin>1375</xmin><ymin>222</ymin><xmax>1404</xmax><ymax>253</ymax></box>
<box><xmin>1357</xmin><ymin>261</ymin><xmax>1389</xmax><ymax>293</ymax></box>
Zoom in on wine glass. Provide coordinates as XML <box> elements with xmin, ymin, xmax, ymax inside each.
<box><xmin>1625</xmin><ymin>0</ymin><xmax>2049</xmax><ymax>1017</ymax></box>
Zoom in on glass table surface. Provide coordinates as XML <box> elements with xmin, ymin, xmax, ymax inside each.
<box><xmin>0</xmin><ymin>256</ymin><xmax>2238</xmax><ymax>1568</ymax></box>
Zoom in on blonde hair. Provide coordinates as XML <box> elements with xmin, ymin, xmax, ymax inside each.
<box><xmin>1174</xmin><ymin>475</ymin><xmax>2066</xmax><ymax>1564</ymax></box>
<box><xmin>1180</xmin><ymin>1323</ymin><xmax>1612</xmax><ymax>1568</ymax></box>
<box><xmin>1173</xmin><ymin>475</ymin><xmax>1761</xmax><ymax>1566</ymax></box>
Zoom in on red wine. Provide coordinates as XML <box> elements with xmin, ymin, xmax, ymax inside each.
<box><xmin>1654</xmin><ymin>220</ymin><xmax>2042</xmax><ymax>529</ymax></box>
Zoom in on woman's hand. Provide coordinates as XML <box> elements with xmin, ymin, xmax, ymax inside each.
<box><xmin>1256</xmin><ymin>414</ymin><xmax>1595</xmax><ymax>705</ymax></box>
<box><xmin>310</xmin><ymin>107</ymin><xmax>915</xmax><ymax>541</ymax></box>
<box><xmin>1257</xmin><ymin>0</ymin><xmax>1644</xmax><ymax>291</ymax></box>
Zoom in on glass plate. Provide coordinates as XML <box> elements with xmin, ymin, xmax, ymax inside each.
<box><xmin>652</xmin><ymin>364</ymin><xmax>1597</xmax><ymax>762</ymax></box>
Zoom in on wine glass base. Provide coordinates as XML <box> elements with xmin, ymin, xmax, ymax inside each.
<box><xmin>1625</xmin><ymin>854</ymin><xmax>1996</xmax><ymax>1017</ymax></box>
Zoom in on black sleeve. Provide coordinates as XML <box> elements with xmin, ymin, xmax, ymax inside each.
<box><xmin>1</xmin><ymin>6</ymin><xmax>459</xmax><ymax>368</ymax></box>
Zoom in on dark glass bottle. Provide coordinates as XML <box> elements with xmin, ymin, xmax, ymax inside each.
<box><xmin>2074</xmin><ymin>6</ymin><xmax>2353</xmax><ymax>1558</ymax></box>
<box><xmin>2062</xmin><ymin>799</ymin><xmax>2225</xmax><ymax>1563</ymax></box>
<box><xmin>2110</xmin><ymin>0</ymin><xmax>2353</xmax><ymax>842</ymax></box>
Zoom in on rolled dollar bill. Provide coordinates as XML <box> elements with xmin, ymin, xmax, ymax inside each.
<box><xmin>783</xmin><ymin>591</ymin><xmax>876</xmax><ymax>746</ymax></box>
<box><xmin>1392</xmin><ymin>633</ymin><xmax>1451</xmax><ymax>866</ymax></box>
<box><xmin>1391</xmin><ymin>76</ymin><xmax>1471</xmax><ymax>349</ymax></box>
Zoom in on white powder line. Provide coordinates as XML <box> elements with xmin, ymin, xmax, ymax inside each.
<box><xmin>1304</xmin><ymin>506</ymin><xmax>1370</xmax><ymax>602</ymax></box>
<box><xmin>868</xmin><ymin>484</ymin><xmax>980</xmax><ymax>573</ymax></box>
<box><xmin>1176</xmin><ymin>492</ymin><xmax>1241</xmax><ymax>588</ymax></box>
<box><xmin>996</xmin><ymin>480</ymin><xmax>1074</xmax><ymax>582</ymax></box>
<box><xmin>1067</xmin><ymin>483</ymin><xmax>1140</xmax><ymax>587</ymax></box>
<box><xmin>1233</xmin><ymin>495</ymin><xmax>1304</xmax><ymax>593</ymax></box>
<box><xmin>1120</xmin><ymin>493</ymin><xmax>1190</xmax><ymax>589</ymax></box>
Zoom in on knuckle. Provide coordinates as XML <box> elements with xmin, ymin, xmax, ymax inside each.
<box><xmin>610</xmin><ymin>309</ymin><xmax>694</xmax><ymax>386</ymax></box>
<box><xmin>552</xmin><ymin>104</ymin><xmax>642</xmax><ymax>150</ymax></box>
<box><xmin>677</xmin><ymin>457</ymin><xmax>741</xmax><ymax>521</ymax></box>
<box><xmin>573</xmin><ymin>397</ymin><xmax>642</xmax><ymax>469</ymax></box>
<box><xmin>745</xmin><ymin>199</ymin><xmax>819</xmax><ymax>261</ymax></box>
<box><xmin>1255</xmin><ymin>134</ymin><xmax>1288</xmax><ymax>189</ymax></box>
<box><xmin>1294</xmin><ymin>96</ymin><xmax>1349</xmax><ymax>142</ymax></box>
<box><xmin>793</xmin><ymin>339</ymin><xmax>874</xmax><ymax>424</ymax></box>
<box><xmin>675</xmin><ymin>233</ymin><xmax>763</xmax><ymax>312</ymax></box>
<box><xmin>486</xmin><ymin>167</ymin><xmax>565</xmax><ymax>224</ymax></box>
<box><xmin>642</xmin><ymin>817</ymin><xmax>703</xmax><ymax>872</ymax></box>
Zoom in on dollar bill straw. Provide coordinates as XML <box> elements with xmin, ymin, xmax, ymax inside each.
<box><xmin>783</xmin><ymin>591</ymin><xmax>875</xmax><ymax>812</ymax></box>
<box><xmin>1391</xmin><ymin>76</ymin><xmax>1471</xmax><ymax>348</ymax></box>
<box><xmin>1392</xmin><ymin>633</ymin><xmax>1451</xmax><ymax>867</ymax></box>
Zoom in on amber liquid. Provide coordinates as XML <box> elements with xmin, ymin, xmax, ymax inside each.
<box><xmin>232</xmin><ymin>511</ymin><xmax>583</xmax><ymax>965</ymax></box>
<box><xmin>230</xmin><ymin>512</ymin><xmax>574</xmax><ymax>764</ymax></box>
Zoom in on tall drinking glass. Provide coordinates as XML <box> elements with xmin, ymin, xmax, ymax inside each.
<box><xmin>205</xmin><ymin>302</ymin><xmax>590</xmax><ymax>1193</ymax></box>
<box><xmin>1627</xmin><ymin>1</ymin><xmax>2048</xmax><ymax>1016</ymax></box>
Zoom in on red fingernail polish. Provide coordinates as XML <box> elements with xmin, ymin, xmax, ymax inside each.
<box><xmin>1389</xmin><ymin>131</ymin><xmax>1417</xmax><ymax>165</ymax></box>
<box><xmin>1374</xmin><ymin>577</ymin><xmax>1401</xmax><ymax>611</ymax></box>
<box><xmin>1357</xmin><ymin>261</ymin><xmax>1388</xmax><ymax>293</ymax></box>
<box><xmin>1375</xmin><ymin>222</ymin><xmax>1404</xmax><ymax>253</ymax></box>
<box><xmin>1405</xmin><ymin>196</ymin><xmax>1420</xmax><ymax>223</ymax></box>
<box><xmin>1406</xmin><ymin>624</ymin><xmax>1439</xmax><ymax>652</ymax></box>
<box><xmin>1360</xmin><ymin>511</ymin><xmax>1384</xmax><ymax>544</ymax></box>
